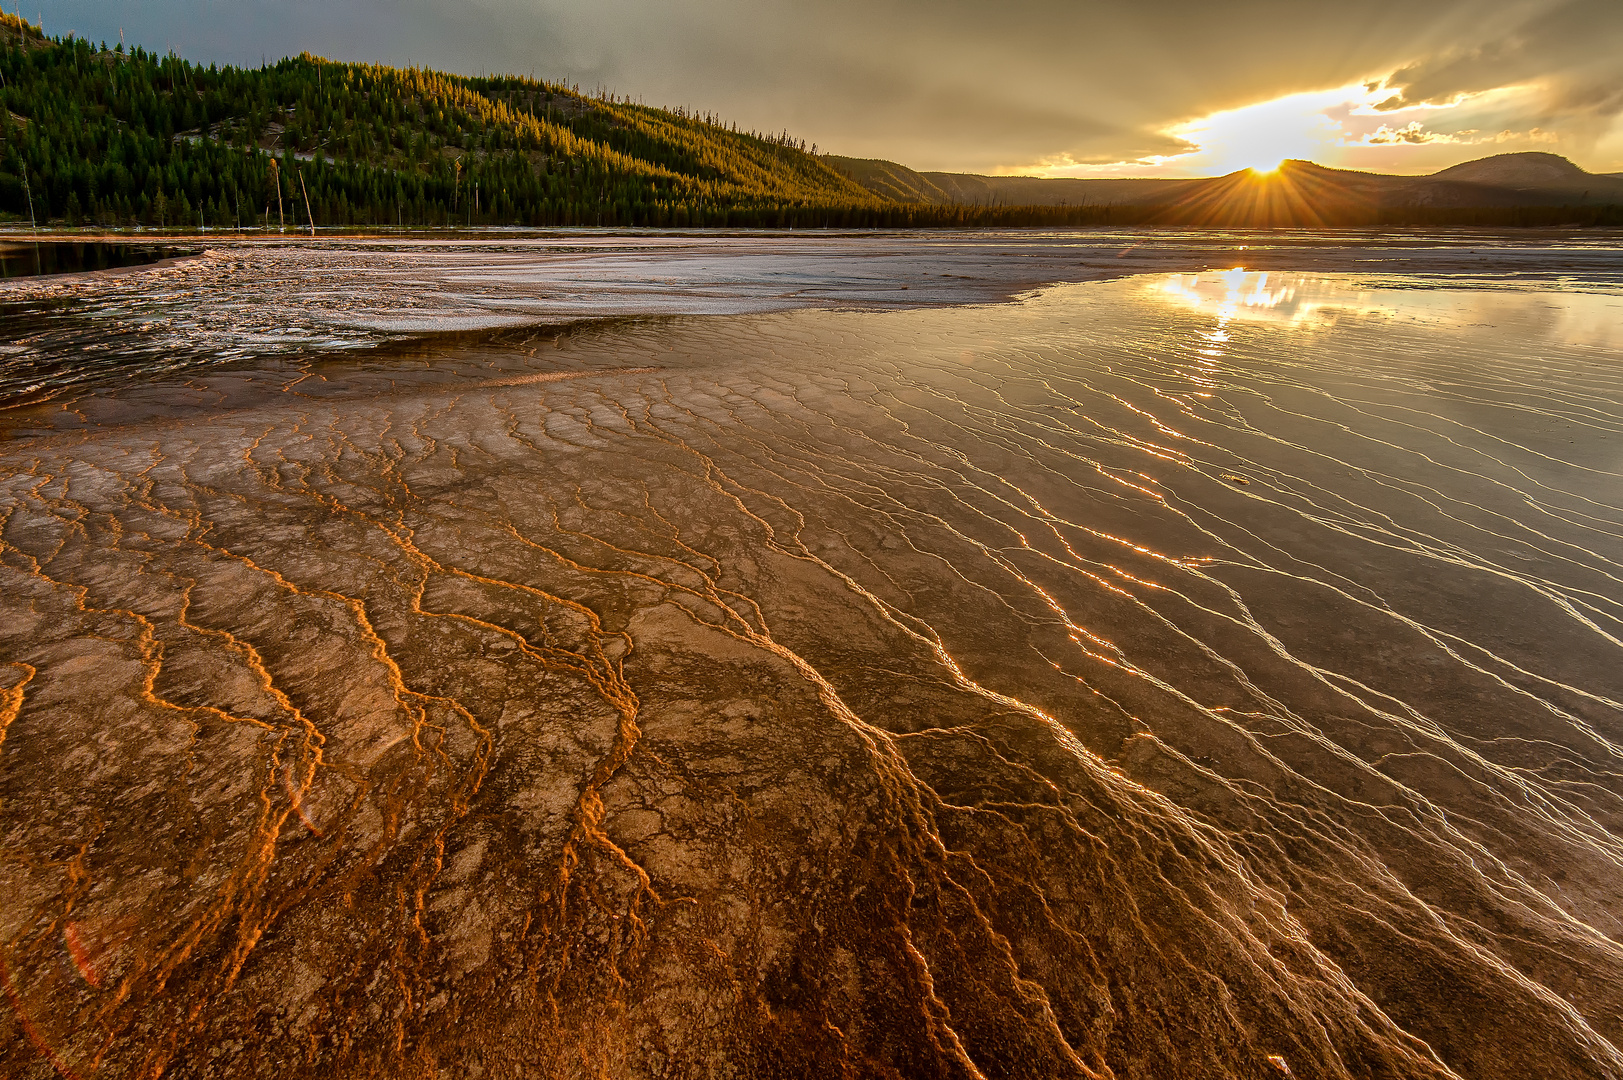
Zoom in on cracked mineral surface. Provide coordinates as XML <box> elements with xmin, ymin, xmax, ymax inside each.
<box><xmin>2</xmin><ymin>236</ymin><xmax>1622</xmax><ymax>1079</ymax></box>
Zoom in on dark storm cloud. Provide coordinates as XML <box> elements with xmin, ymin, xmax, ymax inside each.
<box><xmin>31</xmin><ymin>0</ymin><xmax>1623</xmax><ymax>171</ymax></box>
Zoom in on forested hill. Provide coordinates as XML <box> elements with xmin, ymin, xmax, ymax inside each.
<box><xmin>0</xmin><ymin>13</ymin><xmax>921</xmax><ymax>229</ymax></box>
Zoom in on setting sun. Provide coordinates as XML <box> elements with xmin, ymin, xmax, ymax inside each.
<box><xmin>1164</xmin><ymin>88</ymin><xmax>1351</xmax><ymax>174</ymax></box>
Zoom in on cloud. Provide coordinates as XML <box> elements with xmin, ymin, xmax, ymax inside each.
<box><xmin>1362</xmin><ymin>122</ymin><xmax>1464</xmax><ymax>145</ymax></box>
<box><xmin>30</xmin><ymin>0</ymin><xmax>1623</xmax><ymax>173</ymax></box>
<box><xmin>1380</xmin><ymin>0</ymin><xmax>1623</xmax><ymax>111</ymax></box>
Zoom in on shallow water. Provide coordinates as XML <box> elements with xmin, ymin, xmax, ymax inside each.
<box><xmin>0</xmin><ymin>240</ymin><xmax>191</xmax><ymax>279</ymax></box>
<box><xmin>2</xmin><ymin>253</ymin><xmax>1622</xmax><ymax>1079</ymax></box>
<box><xmin>3</xmin><ymin>228</ymin><xmax>1620</xmax><ymax>417</ymax></box>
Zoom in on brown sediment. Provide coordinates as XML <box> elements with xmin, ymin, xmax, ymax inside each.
<box><xmin>0</xmin><ymin>271</ymin><xmax>1620</xmax><ymax>1078</ymax></box>
<box><xmin>477</xmin><ymin>367</ymin><xmax>664</xmax><ymax>388</ymax></box>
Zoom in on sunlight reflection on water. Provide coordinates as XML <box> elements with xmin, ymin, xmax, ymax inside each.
<box><xmin>1149</xmin><ymin>269</ymin><xmax>1396</xmax><ymax>328</ymax></box>
<box><xmin>1147</xmin><ymin>268</ymin><xmax>1623</xmax><ymax>352</ymax></box>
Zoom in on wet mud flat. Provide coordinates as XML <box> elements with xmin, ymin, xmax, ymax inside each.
<box><xmin>2</xmin><ymin>265</ymin><xmax>1623</xmax><ymax>1078</ymax></box>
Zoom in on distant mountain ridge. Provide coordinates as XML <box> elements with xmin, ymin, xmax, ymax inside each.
<box><xmin>1429</xmin><ymin>152</ymin><xmax>1589</xmax><ymax>186</ymax></box>
<box><xmin>827</xmin><ymin>151</ymin><xmax>1623</xmax><ymax>219</ymax></box>
<box><xmin>825</xmin><ymin>156</ymin><xmax>1190</xmax><ymax>207</ymax></box>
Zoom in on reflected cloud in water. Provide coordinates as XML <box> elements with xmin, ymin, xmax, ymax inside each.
<box><xmin>1147</xmin><ymin>268</ymin><xmax>1623</xmax><ymax>352</ymax></box>
<box><xmin>1147</xmin><ymin>269</ymin><xmax>1394</xmax><ymax>333</ymax></box>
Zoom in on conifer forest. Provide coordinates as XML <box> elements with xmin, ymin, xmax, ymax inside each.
<box><xmin>0</xmin><ymin>13</ymin><xmax>1128</xmax><ymax>230</ymax></box>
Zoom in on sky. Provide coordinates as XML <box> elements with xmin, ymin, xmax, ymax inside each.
<box><xmin>23</xmin><ymin>0</ymin><xmax>1623</xmax><ymax>177</ymax></box>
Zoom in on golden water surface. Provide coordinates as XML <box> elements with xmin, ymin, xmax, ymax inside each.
<box><xmin>2</xmin><ymin>269</ymin><xmax>1622</xmax><ymax>1079</ymax></box>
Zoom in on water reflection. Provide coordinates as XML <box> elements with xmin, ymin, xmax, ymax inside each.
<box><xmin>1149</xmin><ymin>267</ymin><xmax>1623</xmax><ymax>349</ymax></box>
<box><xmin>1149</xmin><ymin>268</ymin><xmax>1395</xmax><ymax>328</ymax></box>
<box><xmin>0</xmin><ymin>240</ymin><xmax>192</xmax><ymax>278</ymax></box>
